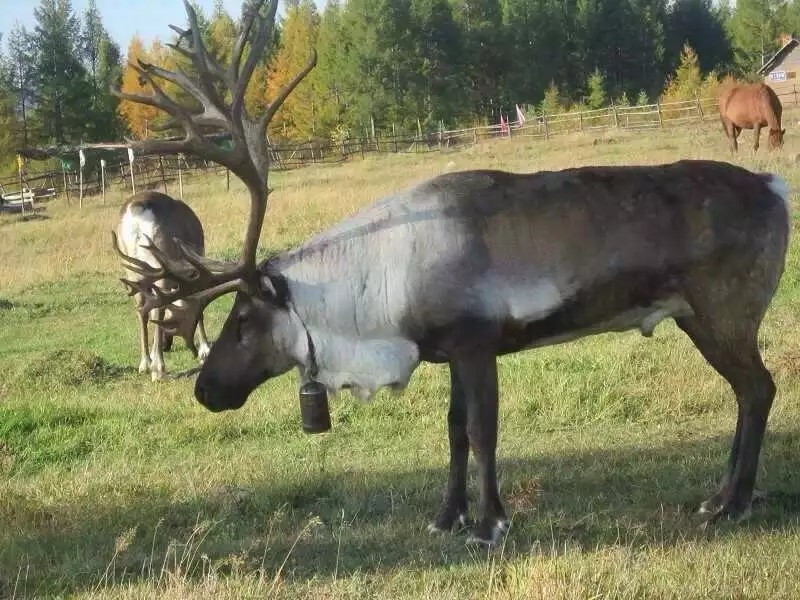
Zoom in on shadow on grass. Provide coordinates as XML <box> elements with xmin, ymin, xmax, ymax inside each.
<box><xmin>3</xmin><ymin>429</ymin><xmax>800</xmax><ymax>596</ymax></box>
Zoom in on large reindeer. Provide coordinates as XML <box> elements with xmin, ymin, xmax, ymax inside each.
<box><xmin>112</xmin><ymin>0</ymin><xmax>790</xmax><ymax>546</ymax></box>
<box><xmin>115</xmin><ymin>190</ymin><xmax>211</xmax><ymax>380</ymax></box>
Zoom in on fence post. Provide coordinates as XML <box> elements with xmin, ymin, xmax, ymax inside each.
<box><xmin>178</xmin><ymin>154</ymin><xmax>184</xmax><ymax>199</ymax></box>
<box><xmin>696</xmin><ymin>93</ymin><xmax>704</xmax><ymax>121</ymax></box>
<box><xmin>579</xmin><ymin>111</ymin><xmax>583</xmax><ymax>131</ymax></box>
<box><xmin>159</xmin><ymin>155</ymin><xmax>168</xmax><ymax>193</ymax></box>
<box><xmin>656</xmin><ymin>102</ymin><xmax>664</xmax><ymax>128</ymax></box>
<box><xmin>543</xmin><ymin>113</ymin><xmax>549</xmax><ymax>140</ymax></box>
<box><xmin>795</xmin><ymin>85</ymin><xmax>798</xmax><ymax>105</ymax></box>
<box><xmin>226</xmin><ymin>168</ymin><xmax>230</xmax><ymax>192</ymax></box>
<box><xmin>18</xmin><ymin>156</ymin><xmax>25</xmax><ymax>217</ymax></box>
<box><xmin>62</xmin><ymin>163</ymin><xmax>70</xmax><ymax>205</ymax></box>
<box><xmin>473</xmin><ymin>121</ymin><xmax>478</xmax><ymax>145</ymax></box>
<box><xmin>611</xmin><ymin>101</ymin><xmax>619</xmax><ymax>128</ymax></box>
<box><xmin>100</xmin><ymin>159</ymin><xmax>106</xmax><ymax>205</ymax></box>
<box><xmin>392</xmin><ymin>122</ymin><xmax>398</xmax><ymax>153</ymax></box>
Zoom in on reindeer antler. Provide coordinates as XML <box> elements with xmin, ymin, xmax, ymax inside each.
<box><xmin>111</xmin><ymin>0</ymin><xmax>317</xmax><ymax>320</ymax></box>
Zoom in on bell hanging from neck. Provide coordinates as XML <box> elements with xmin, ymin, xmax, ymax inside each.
<box><xmin>298</xmin><ymin>380</ymin><xmax>331</xmax><ymax>434</ymax></box>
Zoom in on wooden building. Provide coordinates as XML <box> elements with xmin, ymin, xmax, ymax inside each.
<box><xmin>758</xmin><ymin>35</ymin><xmax>800</xmax><ymax>102</ymax></box>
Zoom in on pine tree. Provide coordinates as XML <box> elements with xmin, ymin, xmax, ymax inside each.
<box><xmin>80</xmin><ymin>0</ymin><xmax>122</xmax><ymax>141</ymax></box>
<box><xmin>6</xmin><ymin>24</ymin><xmax>37</xmax><ymax>146</ymax></box>
<box><xmin>540</xmin><ymin>81</ymin><xmax>563</xmax><ymax>115</ymax></box>
<box><xmin>410</xmin><ymin>0</ymin><xmax>466</xmax><ymax>126</ymax></box>
<box><xmin>666</xmin><ymin>0</ymin><xmax>732</xmax><ymax>74</ymax></box>
<box><xmin>33</xmin><ymin>0</ymin><xmax>91</xmax><ymax>143</ymax></box>
<box><xmin>452</xmin><ymin>0</ymin><xmax>507</xmax><ymax>119</ymax></box>
<box><xmin>586</xmin><ymin>68</ymin><xmax>606</xmax><ymax>109</ymax></box>
<box><xmin>661</xmin><ymin>42</ymin><xmax>719</xmax><ymax>101</ymax></box>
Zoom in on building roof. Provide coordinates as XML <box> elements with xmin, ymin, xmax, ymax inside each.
<box><xmin>758</xmin><ymin>38</ymin><xmax>800</xmax><ymax>76</ymax></box>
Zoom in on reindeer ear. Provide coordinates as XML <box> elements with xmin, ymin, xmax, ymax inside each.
<box><xmin>260</xmin><ymin>275</ymin><xmax>277</xmax><ymax>298</ymax></box>
<box><xmin>259</xmin><ymin>274</ymin><xmax>289</xmax><ymax>306</ymax></box>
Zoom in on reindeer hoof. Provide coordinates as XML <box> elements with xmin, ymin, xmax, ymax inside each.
<box><xmin>465</xmin><ymin>518</ymin><xmax>508</xmax><ymax>547</ymax></box>
<box><xmin>428</xmin><ymin>512</ymin><xmax>469</xmax><ymax>535</ymax></box>
<box><xmin>697</xmin><ymin>492</ymin><xmax>754</xmax><ymax>526</ymax></box>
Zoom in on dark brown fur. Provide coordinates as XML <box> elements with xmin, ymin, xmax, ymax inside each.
<box><xmin>718</xmin><ymin>82</ymin><xmax>784</xmax><ymax>152</ymax></box>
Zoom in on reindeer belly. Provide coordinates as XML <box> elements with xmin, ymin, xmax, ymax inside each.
<box><xmin>495</xmin><ymin>271</ymin><xmax>693</xmax><ymax>355</ymax></box>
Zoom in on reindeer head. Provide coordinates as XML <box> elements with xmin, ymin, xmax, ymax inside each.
<box><xmin>111</xmin><ymin>0</ymin><xmax>317</xmax><ymax>410</ymax></box>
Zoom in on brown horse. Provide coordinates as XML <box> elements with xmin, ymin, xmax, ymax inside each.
<box><xmin>718</xmin><ymin>82</ymin><xmax>784</xmax><ymax>152</ymax></box>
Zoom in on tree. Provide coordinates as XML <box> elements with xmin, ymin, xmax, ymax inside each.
<box><xmin>265</xmin><ymin>0</ymin><xmax>320</xmax><ymax>139</ymax></box>
<box><xmin>33</xmin><ymin>0</ymin><xmax>91</xmax><ymax>143</ymax></box>
<box><xmin>80</xmin><ymin>0</ymin><xmax>122</xmax><ymax>140</ymax></box>
<box><xmin>577</xmin><ymin>0</ymin><xmax>667</xmax><ymax>99</ymax></box>
<box><xmin>117</xmin><ymin>35</ymin><xmax>160</xmax><ymax>138</ymax></box>
<box><xmin>307</xmin><ymin>0</ymin><xmax>346</xmax><ymax>135</ymax></box>
<box><xmin>661</xmin><ymin>42</ymin><xmax>719</xmax><ymax>101</ymax></box>
<box><xmin>0</xmin><ymin>36</ymin><xmax>21</xmax><ymax>174</ymax></box>
<box><xmin>586</xmin><ymin>68</ymin><xmax>606</xmax><ymax>109</ymax></box>
<box><xmin>6</xmin><ymin>24</ymin><xmax>37</xmax><ymax>146</ymax></box>
<box><xmin>727</xmin><ymin>0</ymin><xmax>781</xmax><ymax>74</ymax></box>
<box><xmin>666</xmin><ymin>0</ymin><xmax>732</xmax><ymax>74</ymax></box>
<box><xmin>451</xmin><ymin>0</ymin><xmax>507</xmax><ymax>119</ymax></box>
<box><xmin>207</xmin><ymin>0</ymin><xmax>236</xmax><ymax>67</ymax></box>
<box><xmin>540</xmin><ymin>80</ymin><xmax>563</xmax><ymax>115</ymax></box>
<box><xmin>409</xmin><ymin>0</ymin><xmax>467</xmax><ymax>126</ymax></box>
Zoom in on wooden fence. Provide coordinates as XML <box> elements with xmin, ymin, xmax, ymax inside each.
<box><xmin>266</xmin><ymin>95</ymin><xmax>722</xmax><ymax>170</ymax></box>
<box><xmin>2</xmin><ymin>88</ymin><xmax>796</xmax><ymax>210</ymax></box>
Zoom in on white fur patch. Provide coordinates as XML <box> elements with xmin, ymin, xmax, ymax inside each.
<box><xmin>766</xmin><ymin>174</ymin><xmax>791</xmax><ymax>216</ymax></box>
<box><xmin>308</xmin><ymin>328</ymin><xmax>420</xmax><ymax>401</ymax></box>
<box><xmin>480</xmin><ymin>277</ymin><xmax>563</xmax><ymax>322</ymax></box>
<box><xmin>119</xmin><ymin>206</ymin><xmax>160</xmax><ymax>267</ymax></box>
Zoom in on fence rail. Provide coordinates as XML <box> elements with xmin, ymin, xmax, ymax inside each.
<box><xmin>2</xmin><ymin>88</ymin><xmax>796</xmax><ymax>210</ymax></box>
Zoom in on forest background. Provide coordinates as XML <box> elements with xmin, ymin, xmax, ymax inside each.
<box><xmin>0</xmin><ymin>0</ymin><xmax>794</xmax><ymax>176</ymax></box>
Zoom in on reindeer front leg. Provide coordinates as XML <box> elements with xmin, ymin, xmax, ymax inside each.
<box><xmin>429</xmin><ymin>365</ymin><xmax>470</xmax><ymax>534</ymax></box>
<box><xmin>196</xmin><ymin>313</ymin><xmax>212</xmax><ymax>362</ymax></box>
<box><xmin>137</xmin><ymin>309</ymin><xmax>151</xmax><ymax>374</ymax></box>
<box><xmin>149</xmin><ymin>308</ymin><xmax>166</xmax><ymax>381</ymax></box>
<box><xmin>453</xmin><ymin>351</ymin><xmax>507</xmax><ymax>546</ymax></box>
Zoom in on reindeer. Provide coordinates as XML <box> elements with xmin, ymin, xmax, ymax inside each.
<box><xmin>115</xmin><ymin>190</ymin><xmax>211</xmax><ymax>380</ymax></box>
<box><xmin>718</xmin><ymin>82</ymin><xmax>785</xmax><ymax>153</ymax></box>
<box><xmin>112</xmin><ymin>0</ymin><xmax>791</xmax><ymax>546</ymax></box>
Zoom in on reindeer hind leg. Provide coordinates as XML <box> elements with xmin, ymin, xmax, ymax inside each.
<box><xmin>675</xmin><ymin>240</ymin><xmax>783</xmax><ymax>521</ymax></box>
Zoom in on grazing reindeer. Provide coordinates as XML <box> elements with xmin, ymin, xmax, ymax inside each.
<box><xmin>718</xmin><ymin>82</ymin><xmax>785</xmax><ymax>153</ymax></box>
<box><xmin>113</xmin><ymin>0</ymin><xmax>790</xmax><ymax>546</ymax></box>
<box><xmin>115</xmin><ymin>190</ymin><xmax>211</xmax><ymax>380</ymax></box>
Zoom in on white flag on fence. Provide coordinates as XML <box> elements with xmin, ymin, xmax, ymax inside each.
<box><xmin>515</xmin><ymin>104</ymin><xmax>526</xmax><ymax>125</ymax></box>
<box><xmin>127</xmin><ymin>147</ymin><xmax>135</xmax><ymax>165</ymax></box>
<box><xmin>78</xmin><ymin>149</ymin><xmax>86</xmax><ymax>169</ymax></box>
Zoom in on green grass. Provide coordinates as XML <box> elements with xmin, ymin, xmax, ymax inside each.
<box><xmin>4</xmin><ymin>125</ymin><xmax>800</xmax><ymax>598</ymax></box>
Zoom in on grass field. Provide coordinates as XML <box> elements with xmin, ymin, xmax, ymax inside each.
<box><xmin>4</xmin><ymin>124</ymin><xmax>800</xmax><ymax>599</ymax></box>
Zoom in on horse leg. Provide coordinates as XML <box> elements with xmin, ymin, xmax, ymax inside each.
<box><xmin>753</xmin><ymin>124</ymin><xmax>762</xmax><ymax>153</ymax></box>
<box><xmin>731</xmin><ymin>124</ymin><xmax>742</xmax><ymax>152</ymax></box>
